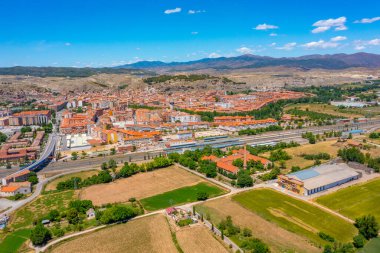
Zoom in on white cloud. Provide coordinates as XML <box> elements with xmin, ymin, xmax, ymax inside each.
<box><xmin>191</xmin><ymin>31</ymin><xmax>199</xmax><ymax>35</ymax></box>
<box><xmin>354</xmin><ymin>17</ymin><xmax>380</xmax><ymax>24</ymax></box>
<box><xmin>208</xmin><ymin>52</ymin><xmax>221</xmax><ymax>58</ymax></box>
<box><xmin>331</xmin><ymin>36</ymin><xmax>347</xmax><ymax>42</ymax></box>
<box><xmin>354</xmin><ymin>38</ymin><xmax>380</xmax><ymax>50</ymax></box>
<box><xmin>164</xmin><ymin>8</ymin><xmax>181</xmax><ymax>14</ymax></box>
<box><xmin>236</xmin><ymin>47</ymin><xmax>253</xmax><ymax>54</ymax></box>
<box><xmin>188</xmin><ymin>10</ymin><xmax>205</xmax><ymax>14</ymax></box>
<box><xmin>64</xmin><ymin>42</ymin><xmax>71</xmax><ymax>46</ymax></box>
<box><xmin>302</xmin><ymin>40</ymin><xmax>339</xmax><ymax>49</ymax></box>
<box><xmin>270</xmin><ymin>42</ymin><xmax>277</xmax><ymax>47</ymax></box>
<box><xmin>312</xmin><ymin>17</ymin><xmax>347</xmax><ymax>33</ymax></box>
<box><xmin>254</xmin><ymin>23</ymin><xmax>279</xmax><ymax>30</ymax></box>
<box><xmin>276</xmin><ymin>42</ymin><xmax>297</xmax><ymax>50</ymax></box>
<box><xmin>269</xmin><ymin>33</ymin><xmax>277</xmax><ymax>37</ymax></box>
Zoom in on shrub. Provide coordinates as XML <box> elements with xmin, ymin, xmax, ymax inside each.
<box><xmin>318</xmin><ymin>232</ymin><xmax>335</xmax><ymax>242</ymax></box>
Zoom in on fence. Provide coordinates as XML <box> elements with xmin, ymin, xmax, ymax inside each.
<box><xmin>195</xmin><ymin>212</ymin><xmax>242</xmax><ymax>253</ymax></box>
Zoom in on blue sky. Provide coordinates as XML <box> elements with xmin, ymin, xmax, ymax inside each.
<box><xmin>1</xmin><ymin>0</ymin><xmax>380</xmax><ymax>67</ymax></box>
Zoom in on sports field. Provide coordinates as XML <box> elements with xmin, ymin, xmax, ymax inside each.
<box><xmin>176</xmin><ymin>225</ymin><xmax>229</xmax><ymax>253</ymax></box>
<box><xmin>315</xmin><ymin>178</ymin><xmax>380</xmax><ymax>221</ymax></box>
<box><xmin>0</xmin><ymin>229</ymin><xmax>31</xmax><ymax>253</ymax></box>
<box><xmin>80</xmin><ymin>166</ymin><xmax>205</xmax><ymax>206</ymax></box>
<box><xmin>232</xmin><ymin>189</ymin><xmax>357</xmax><ymax>246</ymax></box>
<box><xmin>45</xmin><ymin>170</ymin><xmax>99</xmax><ymax>191</ymax></box>
<box><xmin>196</xmin><ymin>196</ymin><xmax>319</xmax><ymax>253</ymax></box>
<box><xmin>140</xmin><ymin>182</ymin><xmax>226</xmax><ymax>211</ymax></box>
<box><xmin>49</xmin><ymin>214</ymin><xmax>177</xmax><ymax>253</ymax></box>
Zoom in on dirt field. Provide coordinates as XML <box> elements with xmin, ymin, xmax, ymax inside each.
<box><xmin>80</xmin><ymin>166</ymin><xmax>204</xmax><ymax>206</ymax></box>
<box><xmin>284</xmin><ymin>103</ymin><xmax>364</xmax><ymax>118</ymax></box>
<box><xmin>45</xmin><ymin>170</ymin><xmax>100</xmax><ymax>191</ymax></box>
<box><xmin>196</xmin><ymin>197</ymin><xmax>319</xmax><ymax>253</ymax></box>
<box><xmin>176</xmin><ymin>225</ymin><xmax>229</xmax><ymax>253</ymax></box>
<box><xmin>49</xmin><ymin>214</ymin><xmax>177</xmax><ymax>253</ymax></box>
<box><xmin>262</xmin><ymin>140</ymin><xmax>340</xmax><ymax>169</ymax></box>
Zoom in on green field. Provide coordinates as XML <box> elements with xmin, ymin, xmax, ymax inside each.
<box><xmin>0</xmin><ymin>229</ymin><xmax>31</xmax><ymax>253</ymax></box>
<box><xmin>232</xmin><ymin>189</ymin><xmax>357</xmax><ymax>246</ymax></box>
<box><xmin>140</xmin><ymin>182</ymin><xmax>226</xmax><ymax>211</ymax></box>
<box><xmin>359</xmin><ymin>238</ymin><xmax>380</xmax><ymax>253</ymax></box>
<box><xmin>11</xmin><ymin>190</ymin><xmax>77</xmax><ymax>230</ymax></box>
<box><xmin>315</xmin><ymin>178</ymin><xmax>380</xmax><ymax>221</ymax></box>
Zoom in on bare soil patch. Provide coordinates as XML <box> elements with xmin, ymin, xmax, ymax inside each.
<box><xmin>176</xmin><ymin>225</ymin><xmax>229</xmax><ymax>253</ymax></box>
<box><xmin>80</xmin><ymin>166</ymin><xmax>204</xmax><ymax>206</ymax></box>
<box><xmin>50</xmin><ymin>214</ymin><xmax>177</xmax><ymax>253</ymax></box>
<box><xmin>197</xmin><ymin>197</ymin><xmax>320</xmax><ymax>253</ymax></box>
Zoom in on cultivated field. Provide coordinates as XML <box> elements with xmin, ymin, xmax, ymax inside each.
<box><xmin>0</xmin><ymin>229</ymin><xmax>30</xmax><ymax>253</ymax></box>
<box><xmin>315</xmin><ymin>178</ymin><xmax>380</xmax><ymax>221</ymax></box>
<box><xmin>49</xmin><ymin>214</ymin><xmax>178</xmax><ymax>253</ymax></box>
<box><xmin>176</xmin><ymin>225</ymin><xmax>229</xmax><ymax>253</ymax></box>
<box><xmin>262</xmin><ymin>140</ymin><xmax>340</xmax><ymax>169</ymax></box>
<box><xmin>284</xmin><ymin>103</ymin><xmax>364</xmax><ymax>118</ymax></box>
<box><xmin>80</xmin><ymin>166</ymin><xmax>204</xmax><ymax>206</ymax></box>
<box><xmin>196</xmin><ymin>196</ymin><xmax>320</xmax><ymax>253</ymax></box>
<box><xmin>359</xmin><ymin>238</ymin><xmax>380</xmax><ymax>253</ymax></box>
<box><xmin>140</xmin><ymin>182</ymin><xmax>226</xmax><ymax>211</ymax></box>
<box><xmin>45</xmin><ymin>170</ymin><xmax>99</xmax><ymax>191</ymax></box>
<box><xmin>232</xmin><ymin>189</ymin><xmax>357</xmax><ymax>246</ymax></box>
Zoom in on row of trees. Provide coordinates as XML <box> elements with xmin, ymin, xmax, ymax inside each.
<box><xmin>238</xmin><ymin>125</ymin><xmax>283</xmax><ymax>136</ymax></box>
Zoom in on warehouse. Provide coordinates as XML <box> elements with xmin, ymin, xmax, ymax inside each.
<box><xmin>278</xmin><ymin>163</ymin><xmax>360</xmax><ymax>196</ymax></box>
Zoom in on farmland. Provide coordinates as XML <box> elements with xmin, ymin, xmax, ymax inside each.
<box><xmin>176</xmin><ymin>225</ymin><xmax>229</xmax><ymax>253</ymax></box>
<box><xmin>48</xmin><ymin>214</ymin><xmax>178</xmax><ymax>253</ymax></box>
<box><xmin>196</xmin><ymin>196</ymin><xmax>320</xmax><ymax>253</ymax></box>
<box><xmin>359</xmin><ymin>238</ymin><xmax>380</xmax><ymax>253</ymax></box>
<box><xmin>315</xmin><ymin>178</ymin><xmax>380</xmax><ymax>221</ymax></box>
<box><xmin>284</xmin><ymin>103</ymin><xmax>364</xmax><ymax>118</ymax></box>
<box><xmin>262</xmin><ymin>140</ymin><xmax>340</xmax><ymax>169</ymax></box>
<box><xmin>80</xmin><ymin>166</ymin><xmax>205</xmax><ymax>206</ymax></box>
<box><xmin>0</xmin><ymin>229</ymin><xmax>31</xmax><ymax>253</ymax></box>
<box><xmin>45</xmin><ymin>170</ymin><xmax>99</xmax><ymax>192</ymax></box>
<box><xmin>232</xmin><ymin>189</ymin><xmax>357</xmax><ymax>246</ymax></box>
<box><xmin>140</xmin><ymin>182</ymin><xmax>226</xmax><ymax>211</ymax></box>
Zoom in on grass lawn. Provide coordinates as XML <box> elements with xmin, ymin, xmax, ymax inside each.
<box><xmin>140</xmin><ymin>182</ymin><xmax>226</xmax><ymax>211</ymax></box>
<box><xmin>0</xmin><ymin>229</ymin><xmax>31</xmax><ymax>253</ymax></box>
<box><xmin>359</xmin><ymin>238</ymin><xmax>380</xmax><ymax>253</ymax></box>
<box><xmin>11</xmin><ymin>190</ymin><xmax>77</xmax><ymax>230</ymax></box>
<box><xmin>233</xmin><ymin>189</ymin><xmax>357</xmax><ymax>246</ymax></box>
<box><xmin>262</xmin><ymin>140</ymin><xmax>340</xmax><ymax>170</ymax></box>
<box><xmin>315</xmin><ymin>178</ymin><xmax>380</xmax><ymax>221</ymax></box>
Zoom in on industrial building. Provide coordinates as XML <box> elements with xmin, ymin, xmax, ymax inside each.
<box><xmin>278</xmin><ymin>163</ymin><xmax>360</xmax><ymax>196</ymax></box>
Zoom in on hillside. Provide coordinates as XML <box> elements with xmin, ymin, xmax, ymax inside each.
<box><xmin>116</xmin><ymin>53</ymin><xmax>380</xmax><ymax>72</ymax></box>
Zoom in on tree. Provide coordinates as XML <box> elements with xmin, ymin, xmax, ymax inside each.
<box><xmin>101</xmin><ymin>162</ymin><xmax>108</xmax><ymax>170</ymax></box>
<box><xmin>0</xmin><ymin>132</ymin><xmax>7</xmax><ymax>144</ymax></box>
<box><xmin>237</xmin><ymin>171</ymin><xmax>253</xmax><ymax>187</ymax></box>
<box><xmin>28</xmin><ymin>175</ymin><xmax>39</xmax><ymax>185</ymax></box>
<box><xmin>30</xmin><ymin>224</ymin><xmax>52</xmax><ymax>246</ymax></box>
<box><xmin>196</xmin><ymin>192</ymin><xmax>209</xmax><ymax>201</ymax></box>
<box><xmin>47</xmin><ymin>209</ymin><xmax>60</xmax><ymax>222</ymax></box>
<box><xmin>354</xmin><ymin>215</ymin><xmax>379</xmax><ymax>240</ymax></box>
<box><xmin>110</xmin><ymin>148</ymin><xmax>116</xmax><ymax>155</ymax></box>
<box><xmin>71</xmin><ymin>152</ymin><xmax>78</xmax><ymax>160</ymax></box>
<box><xmin>108</xmin><ymin>159</ymin><xmax>117</xmax><ymax>169</ymax></box>
<box><xmin>323</xmin><ymin>245</ymin><xmax>333</xmax><ymax>253</ymax></box>
<box><xmin>353</xmin><ymin>234</ymin><xmax>366</xmax><ymax>248</ymax></box>
<box><xmin>66</xmin><ymin>208</ymin><xmax>81</xmax><ymax>225</ymax></box>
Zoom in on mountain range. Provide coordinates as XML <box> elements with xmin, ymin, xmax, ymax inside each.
<box><xmin>115</xmin><ymin>52</ymin><xmax>380</xmax><ymax>72</ymax></box>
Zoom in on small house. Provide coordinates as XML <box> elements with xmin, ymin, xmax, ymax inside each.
<box><xmin>86</xmin><ymin>208</ymin><xmax>96</xmax><ymax>219</ymax></box>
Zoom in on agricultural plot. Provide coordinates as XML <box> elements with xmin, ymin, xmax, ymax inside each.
<box><xmin>80</xmin><ymin>166</ymin><xmax>205</xmax><ymax>206</ymax></box>
<box><xmin>315</xmin><ymin>178</ymin><xmax>380</xmax><ymax>221</ymax></box>
<box><xmin>45</xmin><ymin>170</ymin><xmax>99</xmax><ymax>191</ymax></box>
<box><xmin>262</xmin><ymin>140</ymin><xmax>339</xmax><ymax>169</ymax></box>
<box><xmin>196</xmin><ymin>197</ymin><xmax>320</xmax><ymax>253</ymax></box>
<box><xmin>284</xmin><ymin>103</ymin><xmax>364</xmax><ymax>118</ymax></box>
<box><xmin>48</xmin><ymin>214</ymin><xmax>178</xmax><ymax>253</ymax></box>
<box><xmin>140</xmin><ymin>182</ymin><xmax>226</xmax><ymax>211</ymax></box>
<box><xmin>11</xmin><ymin>190</ymin><xmax>77</xmax><ymax>230</ymax></box>
<box><xmin>232</xmin><ymin>189</ymin><xmax>357</xmax><ymax>246</ymax></box>
<box><xmin>176</xmin><ymin>225</ymin><xmax>229</xmax><ymax>253</ymax></box>
<box><xmin>0</xmin><ymin>229</ymin><xmax>31</xmax><ymax>253</ymax></box>
<box><xmin>359</xmin><ymin>238</ymin><xmax>380</xmax><ymax>253</ymax></box>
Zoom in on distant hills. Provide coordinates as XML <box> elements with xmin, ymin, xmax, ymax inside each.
<box><xmin>116</xmin><ymin>52</ymin><xmax>380</xmax><ymax>71</ymax></box>
<box><xmin>0</xmin><ymin>66</ymin><xmax>151</xmax><ymax>78</ymax></box>
<box><xmin>1</xmin><ymin>53</ymin><xmax>380</xmax><ymax>77</ymax></box>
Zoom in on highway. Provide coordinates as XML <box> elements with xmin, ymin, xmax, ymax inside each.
<box><xmin>40</xmin><ymin>119</ymin><xmax>380</xmax><ymax>174</ymax></box>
